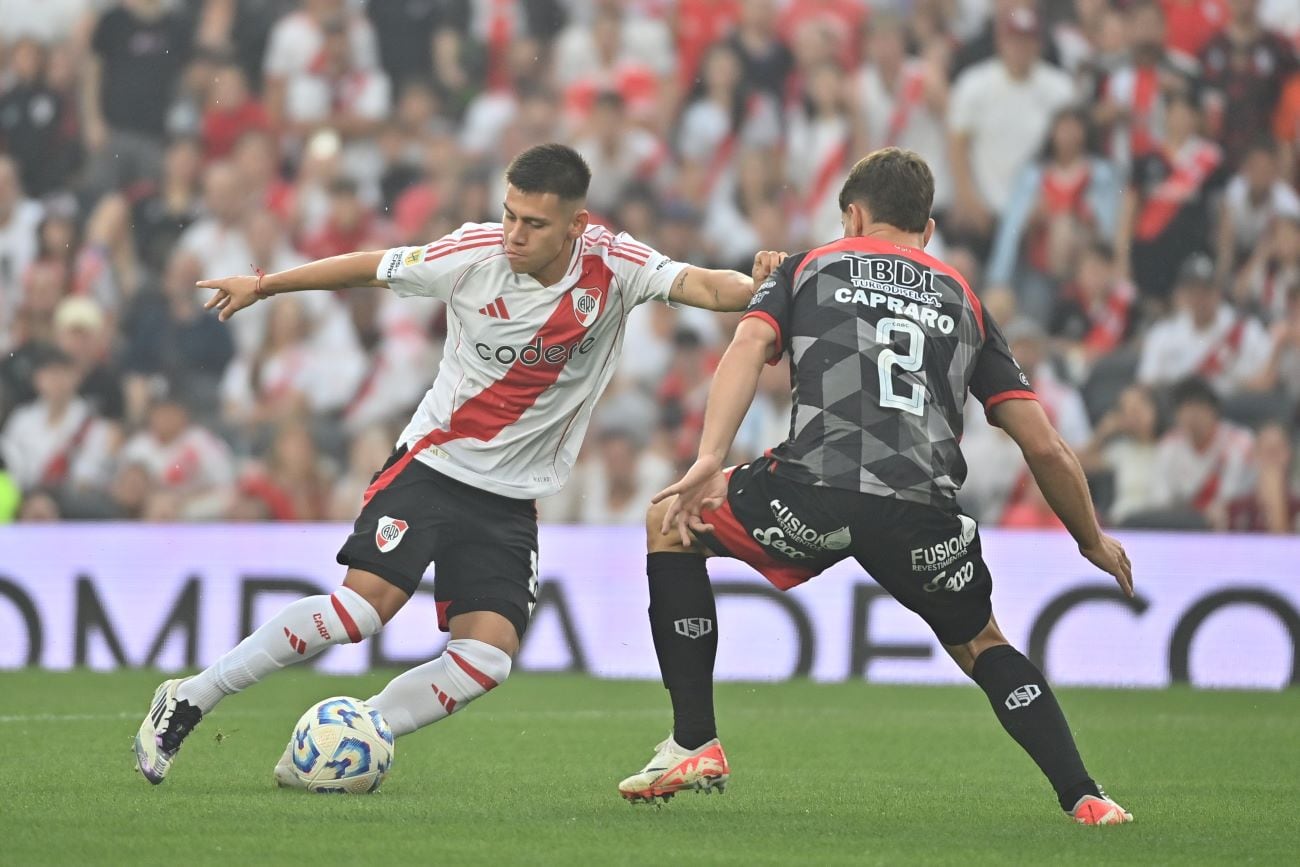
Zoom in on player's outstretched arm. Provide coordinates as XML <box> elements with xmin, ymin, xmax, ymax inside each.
<box><xmin>667</xmin><ymin>251</ymin><xmax>788</xmax><ymax>312</ymax></box>
<box><xmin>200</xmin><ymin>250</ymin><xmax>389</xmax><ymax>322</ymax></box>
<box><xmin>653</xmin><ymin>317</ymin><xmax>776</xmax><ymax>545</ymax></box>
<box><xmin>992</xmin><ymin>398</ymin><xmax>1134</xmax><ymax>598</ymax></box>
<box><xmin>668</xmin><ymin>267</ymin><xmax>756</xmax><ymax>312</ymax></box>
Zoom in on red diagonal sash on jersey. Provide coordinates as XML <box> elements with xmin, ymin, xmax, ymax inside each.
<box><xmin>1196</xmin><ymin>317</ymin><xmax>1246</xmax><ymax>378</ymax></box>
<box><xmin>800</xmin><ymin>135</ymin><xmax>850</xmax><ymax>220</ymax></box>
<box><xmin>883</xmin><ymin>68</ymin><xmax>925</xmax><ymax>147</ymax></box>
<box><xmin>1192</xmin><ymin>454</ymin><xmax>1226</xmax><ymax>512</ymax></box>
<box><xmin>39</xmin><ymin>413</ymin><xmax>96</xmax><ymax>487</ymax></box>
<box><xmin>1130</xmin><ymin>66</ymin><xmax>1158</xmax><ymax>157</ymax></box>
<box><xmin>1135</xmin><ymin>142</ymin><xmax>1222</xmax><ymax>240</ymax></box>
<box><xmin>362</xmin><ymin>260</ymin><xmax>614</xmax><ymax>505</ymax></box>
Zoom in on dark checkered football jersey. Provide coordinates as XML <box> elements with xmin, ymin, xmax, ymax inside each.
<box><xmin>743</xmin><ymin>236</ymin><xmax>1036</xmax><ymax>506</ymax></box>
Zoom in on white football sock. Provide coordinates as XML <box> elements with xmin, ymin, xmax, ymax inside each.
<box><xmin>177</xmin><ymin>587</ymin><xmax>382</xmax><ymax>713</ymax></box>
<box><xmin>368</xmin><ymin>638</ymin><xmax>512</xmax><ymax>737</ymax></box>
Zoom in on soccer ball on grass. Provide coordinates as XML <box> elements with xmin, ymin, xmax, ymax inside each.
<box><xmin>289</xmin><ymin>696</ymin><xmax>394</xmax><ymax>793</ymax></box>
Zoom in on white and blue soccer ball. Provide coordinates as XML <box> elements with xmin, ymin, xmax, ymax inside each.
<box><xmin>290</xmin><ymin>696</ymin><xmax>394</xmax><ymax>794</ymax></box>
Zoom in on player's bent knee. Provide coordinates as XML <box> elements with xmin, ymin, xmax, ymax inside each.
<box><xmin>342</xmin><ymin>568</ymin><xmax>411</xmax><ymax>626</ymax></box>
<box><xmin>943</xmin><ymin>616</ymin><xmax>1011</xmax><ymax>678</ymax></box>
<box><xmin>448</xmin><ymin>610</ymin><xmax>521</xmax><ymax>657</ymax></box>
<box><xmin>645</xmin><ymin>497</ymin><xmax>694</xmax><ymax>553</ymax></box>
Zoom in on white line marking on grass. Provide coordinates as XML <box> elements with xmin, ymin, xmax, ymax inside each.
<box><xmin>0</xmin><ymin>712</ymin><xmax>138</xmax><ymax>723</ymax></box>
<box><xmin>0</xmin><ymin>710</ymin><xmax>274</xmax><ymax>724</ymax></box>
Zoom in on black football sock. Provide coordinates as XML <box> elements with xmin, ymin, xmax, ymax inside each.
<box><xmin>647</xmin><ymin>552</ymin><xmax>718</xmax><ymax>750</ymax></box>
<box><xmin>971</xmin><ymin>645</ymin><xmax>1102</xmax><ymax>812</ymax></box>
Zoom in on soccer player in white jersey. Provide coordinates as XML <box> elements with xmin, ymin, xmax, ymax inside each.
<box><xmin>133</xmin><ymin>143</ymin><xmax>759</xmax><ymax>785</ymax></box>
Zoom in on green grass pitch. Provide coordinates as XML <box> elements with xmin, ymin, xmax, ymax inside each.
<box><xmin>2</xmin><ymin>670</ymin><xmax>1297</xmax><ymax>866</ymax></box>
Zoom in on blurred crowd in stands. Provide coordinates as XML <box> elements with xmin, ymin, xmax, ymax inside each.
<box><xmin>1</xmin><ymin>0</ymin><xmax>1299</xmax><ymax>533</ymax></box>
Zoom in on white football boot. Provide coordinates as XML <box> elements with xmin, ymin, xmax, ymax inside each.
<box><xmin>273</xmin><ymin>737</ymin><xmax>307</xmax><ymax>789</ymax></box>
<box><xmin>619</xmin><ymin>736</ymin><xmax>730</xmax><ymax>803</ymax></box>
<box><xmin>134</xmin><ymin>679</ymin><xmax>203</xmax><ymax>784</ymax></box>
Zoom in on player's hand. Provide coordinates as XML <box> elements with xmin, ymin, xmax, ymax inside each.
<box><xmin>652</xmin><ymin>457</ymin><xmax>729</xmax><ymax>548</ymax></box>
<box><xmin>752</xmin><ymin>250</ymin><xmax>787</xmax><ymax>286</ymax></box>
<box><xmin>1079</xmin><ymin>535</ymin><xmax>1134</xmax><ymax>598</ymax></box>
<box><xmin>199</xmin><ymin>274</ymin><xmax>263</xmax><ymax>322</ymax></box>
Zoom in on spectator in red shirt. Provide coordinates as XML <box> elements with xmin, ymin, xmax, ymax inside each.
<box><xmin>1050</xmin><ymin>241</ymin><xmax>1137</xmax><ymax>377</ymax></box>
<box><xmin>201</xmin><ymin>59</ymin><xmax>271</xmax><ymax>161</ymax></box>
<box><xmin>1275</xmin><ymin>74</ymin><xmax>1300</xmax><ymax>181</ymax></box>
<box><xmin>778</xmin><ymin>0</ymin><xmax>868</xmax><ymax>68</ymax></box>
<box><xmin>299</xmin><ymin>176</ymin><xmax>386</xmax><ymax>261</ymax></box>
<box><xmin>1161</xmin><ymin>0</ymin><xmax>1230</xmax><ymax>61</ymax></box>
<box><xmin>232</xmin><ymin>420</ymin><xmax>333</xmax><ymax>521</ymax></box>
<box><xmin>986</xmin><ymin>107</ymin><xmax>1122</xmax><ymax>322</ymax></box>
<box><xmin>232</xmin><ymin>128</ymin><xmax>296</xmax><ymax>223</ymax></box>
<box><xmin>675</xmin><ymin>0</ymin><xmax>741</xmax><ymax>89</ymax></box>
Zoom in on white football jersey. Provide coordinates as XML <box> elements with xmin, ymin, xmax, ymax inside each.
<box><xmin>375</xmin><ymin>222</ymin><xmax>688</xmax><ymax>499</ymax></box>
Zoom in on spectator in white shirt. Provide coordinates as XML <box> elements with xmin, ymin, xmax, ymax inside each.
<box><xmin>1078</xmin><ymin>384</ymin><xmax>1162</xmax><ymax>524</ymax></box>
<box><xmin>678</xmin><ymin>43</ymin><xmax>779</xmax><ymax>200</ymax></box>
<box><xmin>178</xmin><ymin>161</ymin><xmax>254</xmax><ymax>301</ymax></box>
<box><xmin>552</xmin><ymin>1</ymin><xmax>674</xmax><ymax>90</ymax></box>
<box><xmin>119</xmin><ymin>396</ymin><xmax>236</xmax><ymax>520</ymax></box>
<box><xmin>1138</xmin><ymin>253</ymin><xmax>1272</xmax><ymax>398</ymax></box>
<box><xmin>337</xmin><ymin>285</ymin><xmax>436</xmax><ymax>436</ymax></box>
<box><xmin>282</xmin><ymin>15</ymin><xmax>392</xmax><ymax>191</ymax></box>
<box><xmin>0</xmin><ymin>155</ymin><xmax>43</xmax><ymax>324</ymax></box>
<box><xmin>1215</xmin><ymin>141</ymin><xmax>1300</xmax><ymax>287</ymax></box>
<box><xmin>0</xmin><ymin>345</ymin><xmax>116</xmax><ymax>493</ymax></box>
<box><xmin>853</xmin><ymin>10</ymin><xmax>952</xmax><ymax>214</ymax></box>
<box><xmin>946</xmin><ymin>6</ymin><xmax>1075</xmax><ymax>247</ymax></box>
<box><xmin>327</xmin><ymin>423</ymin><xmax>395</xmax><ymax>521</ymax></box>
<box><xmin>1004</xmin><ymin>318</ymin><xmax>1093</xmax><ymax>448</ymax></box>
<box><xmin>262</xmin><ymin>0</ymin><xmax>378</xmax><ymax>129</ymax></box>
<box><xmin>785</xmin><ymin>60</ymin><xmax>856</xmax><ymax>247</ymax></box>
<box><xmin>220</xmin><ymin>293</ymin><xmax>367</xmax><ymax>435</ymax></box>
<box><xmin>542</xmin><ymin>397</ymin><xmax>674</xmax><ymax>526</ymax></box>
<box><xmin>572</xmin><ymin>91</ymin><xmax>668</xmax><ymax>218</ymax></box>
<box><xmin>1234</xmin><ymin>214</ymin><xmax>1300</xmax><ymax>325</ymax></box>
<box><xmin>1135</xmin><ymin>377</ymin><xmax>1257</xmax><ymax>528</ymax></box>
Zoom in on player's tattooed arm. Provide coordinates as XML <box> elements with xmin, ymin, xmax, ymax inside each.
<box><xmin>668</xmin><ymin>266</ymin><xmax>755</xmax><ymax>312</ymax></box>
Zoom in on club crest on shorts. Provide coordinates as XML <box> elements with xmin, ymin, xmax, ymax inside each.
<box><xmin>571</xmin><ymin>287</ymin><xmax>603</xmax><ymax>328</ymax></box>
<box><xmin>375</xmin><ymin>516</ymin><xmax>409</xmax><ymax>553</ymax></box>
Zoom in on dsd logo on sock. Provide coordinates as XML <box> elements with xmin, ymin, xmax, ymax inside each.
<box><xmin>674</xmin><ymin>618</ymin><xmax>714</xmax><ymax>639</ymax></box>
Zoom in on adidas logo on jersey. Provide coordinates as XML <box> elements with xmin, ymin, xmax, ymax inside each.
<box><xmin>478</xmin><ymin>298</ymin><xmax>511</xmax><ymax>319</ymax></box>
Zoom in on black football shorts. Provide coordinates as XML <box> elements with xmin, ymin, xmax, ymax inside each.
<box><xmin>694</xmin><ymin>456</ymin><xmax>993</xmax><ymax>646</ymax></box>
<box><xmin>336</xmin><ymin>446</ymin><xmax>539</xmax><ymax>638</ymax></box>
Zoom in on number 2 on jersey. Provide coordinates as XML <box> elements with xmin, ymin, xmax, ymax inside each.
<box><xmin>875</xmin><ymin>317</ymin><xmax>925</xmax><ymax>417</ymax></box>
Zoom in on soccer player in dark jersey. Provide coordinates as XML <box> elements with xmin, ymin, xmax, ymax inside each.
<box><xmin>618</xmin><ymin>148</ymin><xmax>1136</xmax><ymax>826</ymax></box>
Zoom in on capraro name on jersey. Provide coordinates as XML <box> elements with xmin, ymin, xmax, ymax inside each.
<box><xmin>475</xmin><ymin>335</ymin><xmax>597</xmax><ymax>366</ymax></box>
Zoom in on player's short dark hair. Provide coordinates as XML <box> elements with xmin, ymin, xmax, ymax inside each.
<box><xmin>505</xmin><ymin>143</ymin><xmax>591</xmax><ymax>202</ymax></box>
<box><xmin>837</xmin><ymin>147</ymin><xmax>934</xmax><ymax>233</ymax></box>
<box><xmin>1171</xmin><ymin>376</ymin><xmax>1219</xmax><ymax>413</ymax></box>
